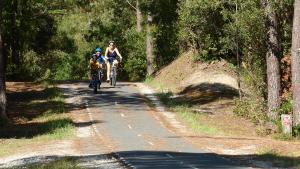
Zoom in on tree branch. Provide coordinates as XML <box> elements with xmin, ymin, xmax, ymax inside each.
<box><xmin>126</xmin><ymin>0</ymin><xmax>137</xmax><ymax>10</ymax></box>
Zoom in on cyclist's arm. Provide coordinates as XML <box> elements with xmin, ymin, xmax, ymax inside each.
<box><xmin>96</xmin><ymin>62</ymin><xmax>101</xmax><ymax>69</ymax></box>
<box><xmin>104</xmin><ymin>48</ymin><xmax>109</xmax><ymax>60</ymax></box>
<box><xmin>101</xmin><ymin>55</ymin><xmax>107</xmax><ymax>61</ymax></box>
<box><xmin>88</xmin><ymin>60</ymin><xmax>92</xmax><ymax>69</ymax></box>
<box><xmin>115</xmin><ymin>48</ymin><xmax>122</xmax><ymax>60</ymax></box>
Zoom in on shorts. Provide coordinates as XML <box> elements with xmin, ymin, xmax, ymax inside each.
<box><xmin>107</xmin><ymin>57</ymin><xmax>117</xmax><ymax>63</ymax></box>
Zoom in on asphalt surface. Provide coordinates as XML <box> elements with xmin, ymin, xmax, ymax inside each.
<box><xmin>75</xmin><ymin>81</ymin><xmax>252</xmax><ymax>169</ymax></box>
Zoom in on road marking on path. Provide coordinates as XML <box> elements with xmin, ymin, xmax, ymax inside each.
<box><xmin>136</xmin><ymin>83</ymin><xmax>187</xmax><ymax>133</ymax></box>
<box><xmin>120</xmin><ymin>113</ymin><xmax>125</xmax><ymax>117</ymax></box>
<box><xmin>128</xmin><ymin>124</ymin><xmax>133</xmax><ymax>129</ymax></box>
<box><xmin>188</xmin><ymin>165</ymin><xmax>199</xmax><ymax>169</ymax></box>
<box><xmin>148</xmin><ymin>142</ymin><xmax>154</xmax><ymax>146</ymax></box>
<box><xmin>166</xmin><ymin>154</ymin><xmax>199</xmax><ymax>169</ymax></box>
<box><xmin>85</xmin><ymin>101</ymin><xmax>102</xmax><ymax>137</ymax></box>
<box><xmin>166</xmin><ymin>154</ymin><xmax>174</xmax><ymax>158</ymax></box>
<box><xmin>137</xmin><ymin>134</ymin><xmax>142</xmax><ymax>137</ymax></box>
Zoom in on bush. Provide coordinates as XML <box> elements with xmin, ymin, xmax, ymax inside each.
<box><xmin>277</xmin><ymin>95</ymin><xmax>293</xmax><ymax>116</ymax></box>
<box><xmin>234</xmin><ymin>97</ymin><xmax>267</xmax><ymax>124</ymax></box>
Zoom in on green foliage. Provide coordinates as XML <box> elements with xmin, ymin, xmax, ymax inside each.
<box><xmin>277</xmin><ymin>96</ymin><xmax>293</xmax><ymax>116</ymax></box>
<box><xmin>124</xmin><ymin>28</ymin><xmax>147</xmax><ymax>81</ymax></box>
<box><xmin>234</xmin><ymin>97</ymin><xmax>268</xmax><ymax>124</ymax></box>
<box><xmin>177</xmin><ymin>0</ymin><xmax>266</xmax><ymax>62</ymax></box>
<box><xmin>150</xmin><ymin>0</ymin><xmax>179</xmax><ymax>66</ymax></box>
<box><xmin>293</xmin><ymin>124</ymin><xmax>300</xmax><ymax>138</ymax></box>
<box><xmin>178</xmin><ymin>0</ymin><xmax>228</xmax><ymax>60</ymax></box>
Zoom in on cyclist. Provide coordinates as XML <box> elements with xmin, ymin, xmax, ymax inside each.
<box><xmin>88</xmin><ymin>54</ymin><xmax>101</xmax><ymax>88</ymax></box>
<box><xmin>104</xmin><ymin>41</ymin><xmax>123</xmax><ymax>82</ymax></box>
<box><xmin>95</xmin><ymin>47</ymin><xmax>106</xmax><ymax>69</ymax></box>
<box><xmin>88</xmin><ymin>48</ymin><xmax>103</xmax><ymax>88</ymax></box>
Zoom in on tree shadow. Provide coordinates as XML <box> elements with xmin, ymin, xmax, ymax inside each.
<box><xmin>157</xmin><ymin>83</ymin><xmax>239</xmax><ymax>109</ymax></box>
<box><xmin>0</xmin><ymin>118</ymin><xmax>71</xmax><ymax>139</ymax></box>
<box><xmin>0</xmin><ymin>119</ymin><xmax>103</xmax><ymax>139</ymax></box>
<box><xmin>1</xmin><ymin>151</ymin><xmax>299</xmax><ymax>168</ymax></box>
<box><xmin>179</xmin><ymin>83</ymin><xmax>239</xmax><ymax>104</ymax></box>
<box><xmin>73</xmin><ymin>120</ymin><xmax>105</xmax><ymax>128</ymax></box>
<box><xmin>2</xmin><ymin>86</ymin><xmax>83</xmax><ymax>138</ymax></box>
<box><xmin>6</xmin><ymin>88</ymin><xmax>65</xmax><ymax>121</ymax></box>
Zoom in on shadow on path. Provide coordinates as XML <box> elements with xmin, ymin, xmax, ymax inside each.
<box><xmin>1</xmin><ymin>150</ymin><xmax>299</xmax><ymax>169</ymax></box>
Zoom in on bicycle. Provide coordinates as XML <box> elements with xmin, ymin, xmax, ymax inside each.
<box><xmin>91</xmin><ymin>71</ymin><xmax>100</xmax><ymax>94</ymax></box>
<box><xmin>110</xmin><ymin>64</ymin><xmax>117</xmax><ymax>87</ymax></box>
<box><xmin>98</xmin><ymin>68</ymin><xmax>103</xmax><ymax>89</ymax></box>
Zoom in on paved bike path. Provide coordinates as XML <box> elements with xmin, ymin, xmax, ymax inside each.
<box><xmin>82</xmin><ymin>82</ymin><xmax>253</xmax><ymax>169</ymax></box>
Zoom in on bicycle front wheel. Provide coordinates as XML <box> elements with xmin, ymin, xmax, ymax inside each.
<box><xmin>112</xmin><ymin>75</ymin><xmax>116</xmax><ymax>87</ymax></box>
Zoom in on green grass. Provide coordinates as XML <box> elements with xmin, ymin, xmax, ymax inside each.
<box><xmin>145</xmin><ymin>79</ymin><xmax>222</xmax><ymax>136</ymax></box>
<box><xmin>175</xmin><ymin>106</ymin><xmax>222</xmax><ymax>135</ymax></box>
<box><xmin>144</xmin><ymin>77</ymin><xmax>168</xmax><ymax>92</ymax></box>
<box><xmin>0</xmin><ymin>86</ymin><xmax>75</xmax><ymax>157</ymax></box>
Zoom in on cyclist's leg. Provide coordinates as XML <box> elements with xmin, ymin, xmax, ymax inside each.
<box><xmin>98</xmin><ymin>64</ymin><xmax>102</xmax><ymax>80</ymax></box>
<box><xmin>88</xmin><ymin>70</ymin><xmax>92</xmax><ymax>87</ymax></box>
<box><xmin>106</xmin><ymin>61</ymin><xmax>111</xmax><ymax>81</ymax></box>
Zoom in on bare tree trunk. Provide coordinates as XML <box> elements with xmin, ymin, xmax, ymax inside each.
<box><xmin>262</xmin><ymin>0</ymin><xmax>281</xmax><ymax>120</ymax></box>
<box><xmin>146</xmin><ymin>12</ymin><xmax>155</xmax><ymax>76</ymax></box>
<box><xmin>11</xmin><ymin>0</ymin><xmax>20</xmax><ymax>65</ymax></box>
<box><xmin>291</xmin><ymin>0</ymin><xmax>300</xmax><ymax>126</ymax></box>
<box><xmin>0</xmin><ymin>27</ymin><xmax>7</xmax><ymax>121</ymax></box>
<box><xmin>136</xmin><ymin>0</ymin><xmax>142</xmax><ymax>32</ymax></box>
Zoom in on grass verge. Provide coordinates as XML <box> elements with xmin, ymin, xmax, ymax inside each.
<box><xmin>145</xmin><ymin>78</ymin><xmax>222</xmax><ymax>136</ymax></box>
<box><xmin>19</xmin><ymin>157</ymin><xmax>80</xmax><ymax>169</ymax></box>
<box><xmin>0</xmin><ymin>84</ymin><xmax>75</xmax><ymax>157</ymax></box>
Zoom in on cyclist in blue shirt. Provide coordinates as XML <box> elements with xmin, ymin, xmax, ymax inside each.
<box><xmin>95</xmin><ymin>47</ymin><xmax>106</xmax><ymax>66</ymax></box>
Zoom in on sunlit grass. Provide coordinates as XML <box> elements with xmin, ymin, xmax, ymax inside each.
<box><xmin>175</xmin><ymin>106</ymin><xmax>222</xmax><ymax>135</ymax></box>
<box><xmin>144</xmin><ymin>77</ymin><xmax>167</xmax><ymax>92</ymax></box>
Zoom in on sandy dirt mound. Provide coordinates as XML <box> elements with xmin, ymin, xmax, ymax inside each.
<box><xmin>155</xmin><ymin>51</ymin><xmax>238</xmax><ymax>93</ymax></box>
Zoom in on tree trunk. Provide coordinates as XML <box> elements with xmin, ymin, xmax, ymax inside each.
<box><xmin>0</xmin><ymin>27</ymin><xmax>7</xmax><ymax>121</ymax></box>
<box><xmin>11</xmin><ymin>0</ymin><xmax>20</xmax><ymax>65</ymax></box>
<box><xmin>146</xmin><ymin>12</ymin><xmax>155</xmax><ymax>76</ymax></box>
<box><xmin>291</xmin><ymin>0</ymin><xmax>300</xmax><ymax>126</ymax></box>
<box><xmin>262</xmin><ymin>0</ymin><xmax>281</xmax><ymax>120</ymax></box>
<box><xmin>136</xmin><ymin>0</ymin><xmax>142</xmax><ymax>32</ymax></box>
